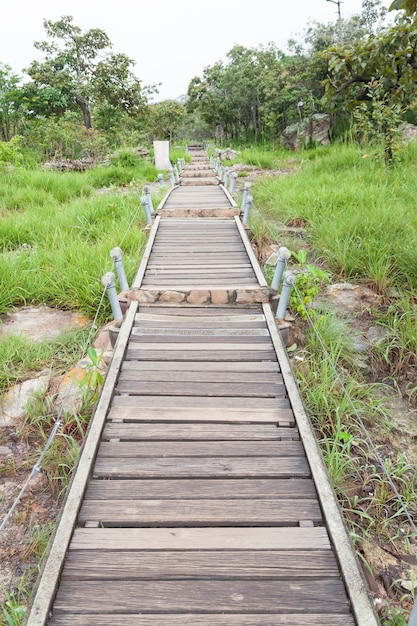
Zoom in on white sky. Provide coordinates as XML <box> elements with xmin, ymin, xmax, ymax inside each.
<box><xmin>1</xmin><ymin>0</ymin><xmax>393</xmax><ymax>101</ymax></box>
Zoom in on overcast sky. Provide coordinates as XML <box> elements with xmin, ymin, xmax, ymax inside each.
<box><xmin>1</xmin><ymin>0</ymin><xmax>393</xmax><ymax>101</ymax></box>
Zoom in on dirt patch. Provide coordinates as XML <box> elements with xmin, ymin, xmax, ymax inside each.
<box><xmin>0</xmin><ymin>306</ymin><xmax>89</xmax><ymax>343</ymax></box>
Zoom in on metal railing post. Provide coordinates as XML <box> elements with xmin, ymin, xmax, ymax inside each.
<box><xmin>276</xmin><ymin>271</ymin><xmax>296</xmax><ymax>320</ymax></box>
<box><xmin>242</xmin><ymin>195</ymin><xmax>253</xmax><ymax>225</ymax></box>
<box><xmin>229</xmin><ymin>172</ymin><xmax>238</xmax><ymax>193</ymax></box>
<box><xmin>141</xmin><ymin>195</ymin><xmax>152</xmax><ymax>225</ymax></box>
<box><xmin>409</xmin><ymin>600</ymin><xmax>417</xmax><ymax>626</ymax></box>
<box><xmin>110</xmin><ymin>247</ymin><xmax>129</xmax><ymax>291</ymax></box>
<box><xmin>271</xmin><ymin>246</ymin><xmax>291</xmax><ymax>291</ymax></box>
<box><xmin>173</xmin><ymin>164</ymin><xmax>180</xmax><ymax>184</ymax></box>
<box><xmin>169</xmin><ymin>167</ymin><xmax>175</xmax><ymax>187</ymax></box>
<box><xmin>143</xmin><ymin>185</ymin><xmax>154</xmax><ymax>213</ymax></box>
<box><xmin>223</xmin><ymin>167</ymin><xmax>229</xmax><ymax>188</ymax></box>
<box><xmin>101</xmin><ymin>272</ymin><xmax>123</xmax><ymax>321</ymax></box>
<box><xmin>157</xmin><ymin>173</ymin><xmax>164</xmax><ymax>187</ymax></box>
<box><xmin>241</xmin><ymin>182</ymin><xmax>251</xmax><ymax>210</ymax></box>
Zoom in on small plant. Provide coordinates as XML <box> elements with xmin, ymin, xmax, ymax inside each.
<box><xmin>75</xmin><ymin>347</ymin><xmax>105</xmax><ymax>403</ymax></box>
<box><xmin>289</xmin><ymin>249</ymin><xmax>330</xmax><ymax>318</ymax></box>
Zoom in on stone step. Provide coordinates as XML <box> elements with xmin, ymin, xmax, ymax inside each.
<box><xmin>157</xmin><ymin>207</ymin><xmax>240</xmax><ymax>219</ymax></box>
<box><xmin>180</xmin><ymin>178</ymin><xmax>219</xmax><ymax>186</ymax></box>
<box><xmin>128</xmin><ymin>287</ymin><xmax>272</xmax><ymax>306</ymax></box>
<box><xmin>181</xmin><ymin>170</ymin><xmax>216</xmax><ymax>178</ymax></box>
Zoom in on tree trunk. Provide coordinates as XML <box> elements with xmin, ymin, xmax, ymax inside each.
<box><xmin>76</xmin><ymin>94</ymin><xmax>92</xmax><ymax>129</ymax></box>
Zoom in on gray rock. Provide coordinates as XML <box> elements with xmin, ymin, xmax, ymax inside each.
<box><xmin>281</xmin><ymin>114</ymin><xmax>331</xmax><ymax>151</ymax></box>
<box><xmin>0</xmin><ymin>370</ymin><xmax>51</xmax><ymax>426</ymax></box>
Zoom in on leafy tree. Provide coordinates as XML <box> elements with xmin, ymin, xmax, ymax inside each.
<box><xmin>26</xmin><ymin>16</ymin><xmax>145</xmax><ymax>130</ymax></box>
<box><xmin>0</xmin><ymin>64</ymin><xmax>24</xmax><ymax>141</ymax></box>
<box><xmin>148</xmin><ymin>100</ymin><xmax>186</xmax><ymax>144</ymax></box>
<box><xmin>323</xmin><ymin>15</ymin><xmax>417</xmax><ymax>163</ymax></box>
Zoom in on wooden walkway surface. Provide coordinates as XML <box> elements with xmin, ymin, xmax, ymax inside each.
<box><xmin>27</xmin><ymin>147</ymin><xmax>379</xmax><ymax>625</ymax></box>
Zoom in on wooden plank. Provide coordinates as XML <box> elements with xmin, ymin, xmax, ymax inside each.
<box><xmin>117</xmin><ymin>371</ymin><xmax>282</xmax><ymax>384</ymax></box>
<box><xmin>234</xmin><ymin>216</ymin><xmax>268</xmax><ymax>287</ymax></box>
<box><xmin>111</xmin><ymin>396</ymin><xmax>288</xmax><ymax>409</ymax></box>
<box><xmin>70</xmin><ymin>526</ymin><xmax>330</xmax><ymax>550</ymax></box>
<box><xmin>85</xmin><ymin>478</ymin><xmax>314</xmax><ymax>500</ymax></box>
<box><xmin>96</xmin><ymin>441</ymin><xmax>304</xmax><ymax>457</ymax></box>
<box><xmin>101</xmin><ymin>422</ymin><xmax>298</xmax><ymax>440</ymax></box>
<box><xmin>129</xmin><ymin>332</ymin><xmax>271</xmax><ymax>342</ymax></box>
<box><xmin>125</xmin><ymin>350</ymin><xmax>278</xmax><ymax>362</ymax></box>
<box><xmin>106</xmin><ymin>406</ymin><xmax>294</xmax><ymax>424</ymax></box>
<box><xmin>53</xmin><ymin>579</ymin><xmax>350</xmax><ymax>614</ymax></box>
<box><xmin>62</xmin><ymin>549</ymin><xmax>337</xmax><ymax>580</ymax></box>
<box><xmin>262</xmin><ymin>304</ymin><xmax>380</xmax><ymax>626</ymax></box>
<box><xmin>25</xmin><ymin>302</ymin><xmax>139</xmax><ymax>626</ymax></box>
<box><xmin>114</xmin><ymin>381</ymin><xmax>284</xmax><ymax>397</ymax></box>
<box><xmin>49</xmin><ymin>614</ymin><xmax>355</xmax><ymax>626</ymax></box>
<box><xmin>126</xmin><ymin>342</ymin><xmax>273</xmax><ymax>350</ymax></box>
<box><xmin>78</xmin><ymin>498</ymin><xmax>322</xmax><ymax>525</ymax></box>
<box><xmin>92</xmin><ymin>456</ymin><xmax>310</xmax><ymax>478</ymax></box>
<box><xmin>121</xmin><ymin>360</ymin><xmax>280</xmax><ymax>372</ymax></box>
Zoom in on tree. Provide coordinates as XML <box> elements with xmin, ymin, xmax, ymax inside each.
<box><xmin>323</xmin><ymin>16</ymin><xmax>417</xmax><ymax>163</ymax></box>
<box><xmin>0</xmin><ymin>64</ymin><xmax>24</xmax><ymax>141</ymax></box>
<box><xmin>26</xmin><ymin>16</ymin><xmax>146</xmax><ymax>129</ymax></box>
<box><xmin>148</xmin><ymin>100</ymin><xmax>186</xmax><ymax>144</ymax></box>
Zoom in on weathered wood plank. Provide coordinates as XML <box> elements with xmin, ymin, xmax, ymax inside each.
<box><xmin>85</xmin><ymin>478</ymin><xmax>314</xmax><ymax>500</ymax></box>
<box><xmin>53</xmin><ymin>579</ymin><xmax>350</xmax><ymax>614</ymax></box>
<box><xmin>137</xmin><ymin>306</ymin><xmax>262</xmax><ymax>316</ymax></box>
<box><xmin>101</xmin><ymin>422</ymin><xmax>297</xmax><ymax>440</ymax></box>
<box><xmin>114</xmin><ymin>381</ymin><xmax>284</xmax><ymax>397</ymax></box>
<box><xmin>106</xmin><ymin>406</ymin><xmax>294</xmax><ymax>424</ymax></box>
<box><xmin>111</xmin><ymin>396</ymin><xmax>288</xmax><ymax>409</ymax></box>
<box><xmin>92</xmin><ymin>456</ymin><xmax>310</xmax><ymax>478</ymax></box>
<box><xmin>49</xmin><ymin>614</ymin><xmax>355</xmax><ymax>626</ymax></box>
<box><xmin>117</xmin><ymin>371</ymin><xmax>282</xmax><ymax>384</ymax></box>
<box><xmin>121</xmin><ymin>360</ymin><xmax>280</xmax><ymax>372</ymax></box>
<box><xmin>96</xmin><ymin>441</ymin><xmax>304</xmax><ymax>457</ymax></box>
<box><xmin>70</xmin><ymin>527</ymin><xmax>331</xmax><ymax>550</ymax></box>
<box><xmin>62</xmin><ymin>549</ymin><xmax>338</xmax><ymax>580</ymax></box>
<box><xmin>125</xmin><ymin>350</ymin><xmax>278</xmax><ymax>362</ymax></box>
<box><xmin>78</xmin><ymin>498</ymin><xmax>322</xmax><ymax>526</ymax></box>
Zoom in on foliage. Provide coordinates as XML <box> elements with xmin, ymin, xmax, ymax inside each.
<box><xmin>289</xmin><ymin>249</ymin><xmax>330</xmax><ymax>318</ymax></box>
<box><xmin>323</xmin><ymin>15</ymin><xmax>417</xmax><ymax>165</ymax></box>
<box><xmin>0</xmin><ymin>63</ymin><xmax>24</xmax><ymax>141</ymax></box>
<box><xmin>0</xmin><ymin>135</ymin><xmax>23</xmax><ymax>167</ymax></box>
<box><xmin>148</xmin><ymin>100</ymin><xmax>186</xmax><ymax>143</ymax></box>
<box><xmin>25</xmin><ymin>16</ymin><xmax>146</xmax><ymax>130</ymax></box>
<box><xmin>76</xmin><ymin>346</ymin><xmax>104</xmax><ymax>402</ymax></box>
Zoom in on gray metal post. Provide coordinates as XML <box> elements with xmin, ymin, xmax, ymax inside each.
<box><xmin>177</xmin><ymin>159</ymin><xmax>182</xmax><ymax>173</ymax></box>
<box><xmin>157</xmin><ymin>173</ymin><xmax>164</xmax><ymax>186</ymax></box>
<box><xmin>101</xmin><ymin>272</ymin><xmax>123</xmax><ymax>321</ymax></box>
<box><xmin>223</xmin><ymin>167</ymin><xmax>229</xmax><ymax>188</ymax></box>
<box><xmin>271</xmin><ymin>246</ymin><xmax>292</xmax><ymax>291</ymax></box>
<box><xmin>173</xmin><ymin>164</ymin><xmax>179</xmax><ymax>184</ymax></box>
<box><xmin>141</xmin><ymin>195</ymin><xmax>152</xmax><ymax>225</ymax></box>
<box><xmin>243</xmin><ymin>195</ymin><xmax>253</xmax><ymax>225</ymax></box>
<box><xmin>218</xmin><ymin>164</ymin><xmax>223</xmax><ymax>181</ymax></box>
<box><xmin>185</xmin><ymin>144</ymin><xmax>188</xmax><ymax>153</ymax></box>
<box><xmin>241</xmin><ymin>182</ymin><xmax>252</xmax><ymax>210</ymax></box>
<box><xmin>229</xmin><ymin>172</ymin><xmax>238</xmax><ymax>193</ymax></box>
<box><xmin>169</xmin><ymin>167</ymin><xmax>175</xmax><ymax>187</ymax></box>
<box><xmin>110</xmin><ymin>246</ymin><xmax>129</xmax><ymax>291</ymax></box>
<box><xmin>276</xmin><ymin>271</ymin><xmax>296</xmax><ymax>320</ymax></box>
<box><xmin>181</xmin><ymin>157</ymin><xmax>185</xmax><ymax>169</ymax></box>
<box><xmin>143</xmin><ymin>185</ymin><xmax>154</xmax><ymax>213</ymax></box>
<box><xmin>210</xmin><ymin>155</ymin><xmax>214</xmax><ymax>167</ymax></box>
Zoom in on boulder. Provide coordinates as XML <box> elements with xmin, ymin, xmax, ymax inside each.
<box><xmin>281</xmin><ymin>114</ymin><xmax>331</xmax><ymax>151</ymax></box>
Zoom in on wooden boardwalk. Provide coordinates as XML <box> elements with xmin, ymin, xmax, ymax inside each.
<box><xmin>27</xmin><ymin>147</ymin><xmax>379</xmax><ymax>625</ymax></box>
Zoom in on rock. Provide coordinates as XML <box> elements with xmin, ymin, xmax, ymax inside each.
<box><xmin>214</xmin><ymin>147</ymin><xmax>240</xmax><ymax>160</ymax></box>
<box><xmin>400</xmin><ymin>122</ymin><xmax>417</xmax><ymax>143</ymax></box>
<box><xmin>158</xmin><ymin>291</ymin><xmax>186</xmax><ymax>304</ymax></box>
<box><xmin>324</xmin><ymin>283</ymin><xmax>378</xmax><ymax>315</ymax></box>
<box><xmin>365</xmin><ymin>326</ymin><xmax>388</xmax><ymax>344</ymax></box>
<box><xmin>186</xmin><ymin>290</ymin><xmax>211</xmax><ymax>305</ymax></box>
<box><xmin>0</xmin><ymin>306</ymin><xmax>89</xmax><ymax>343</ymax></box>
<box><xmin>0</xmin><ymin>446</ymin><xmax>12</xmax><ymax>456</ymax></box>
<box><xmin>281</xmin><ymin>114</ymin><xmax>331</xmax><ymax>151</ymax></box>
<box><xmin>211</xmin><ymin>290</ymin><xmax>229</xmax><ymax>305</ymax></box>
<box><xmin>92</xmin><ymin>323</ymin><xmax>113</xmax><ymax>352</ymax></box>
<box><xmin>0</xmin><ymin>370</ymin><xmax>51</xmax><ymax>426</ymax></box>
<box><xmin>42</xmin><ymin>158</ymin><xmax>96</xmax><ymax>171</ymax></box>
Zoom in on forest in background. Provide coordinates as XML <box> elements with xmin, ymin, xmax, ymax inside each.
<box><xmin>0</xmin><ymin>0</ymin><xmax>417</xmax><ymax>167</ymax></box>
